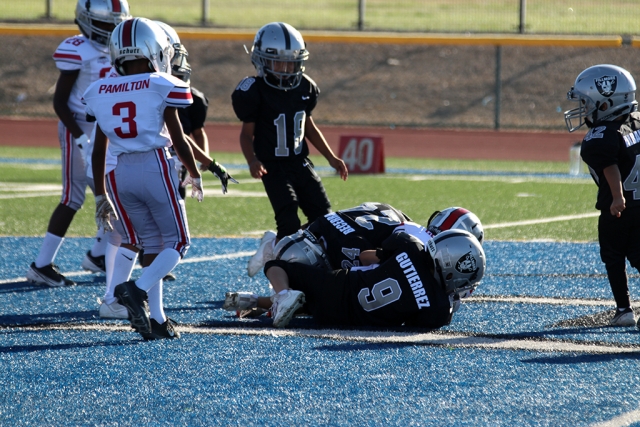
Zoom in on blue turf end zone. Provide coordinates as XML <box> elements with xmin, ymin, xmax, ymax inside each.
<box><xmin>0</xmin><ymin>237</ymin><xmax>639</xmax><ymax>426</ymax></box>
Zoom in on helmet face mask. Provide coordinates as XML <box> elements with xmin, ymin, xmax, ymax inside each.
<box><xmin>251</xmin><ymin>22</ymin><xmax>309</xmax><ymax>90</ymax></box>
<box><xmin>75</xmin><ymin>0</ymin><xmax>131</xmax><ymax>51</ymax></box>
<box><xmin>427</xmin><ymin>207</ymin><xmax>484</xmax><ymax>245</ymax></box>
<box><xmin>109</xmin><ymin>18</ymin><xmax>173</xmax><ymax>76</ymax></box>
<box><xmin>155</xmin><ymin>21</ymin><xmax>192</xmax><ymax>83</ymax></box>
<box><xmin>274</xmin><ymin>230</ymin><xmax>332</xmax><ymax>270</ymax></box>
<box><xmin>564</xmin><ymin>64</ymin><xmax>638</xmax><ymax>132</ymax></box>
<box><xmin>426</xmin><ymin>229</ymin><xmax>486</xmax><ymax>296</ymax></box>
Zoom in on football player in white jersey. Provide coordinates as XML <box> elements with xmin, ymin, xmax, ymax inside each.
<box><xmin>26</xmin><ymin>0</ymin><xmax>131</xmax><ymax>288</ymax></box>
<box><xmin>85</xmin><ymin>17</ymin><xmax>203</xmax><ymax>339</ymax></box>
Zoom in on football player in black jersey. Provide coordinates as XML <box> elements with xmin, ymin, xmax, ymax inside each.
<box><xmin>565</xmin><ymin>64</ymin><xmax>640</xmax><ymax>327</ymax></box>
<box><xmin>226</xmin><ymin>230</ymin><xmax>485</xmax><ymax>329</ymax></box>
<box><xmin>232</xmin><ymin>22</ymin><xmax>348</xmax><ymax>278</ymax></box>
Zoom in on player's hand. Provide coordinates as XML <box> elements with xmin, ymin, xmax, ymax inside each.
<box><xmin>95</xmin><ymin>194</ymin><xmax>118</xmax><ymax>232</ymax></box>
<box><xmin>330</xmin><ymin>157</ymin><xmax>349</xmax><ymax>181</ymax></box>
<box><xmin>610</xmin><ymin>196</ymin><xmax>626</xmax><ymax>218</ymax></box>
<box><xmin>208</xmin><ymin>160</ymin><xmax>239</xmax><ymax>194</ymax></box>
<box><xmin>182</xmin><ymin>175</ymin><xmax>204</xmax><ymax>202</ymax></box>
<box><xmin>248</xmin><ymin>159</ymin><xmax>267</xmax><ymax>179</ymax></box>
<box><xmin>74</xmin><ymin>133</ymin><xmax>90</xmax><ymax>167</ymax></box>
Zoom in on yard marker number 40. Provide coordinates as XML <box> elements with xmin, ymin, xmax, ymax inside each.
<box><xmin>338</xmin><ymin>135</ymin><xmax>385</xmax><ymax>174</ymax></box>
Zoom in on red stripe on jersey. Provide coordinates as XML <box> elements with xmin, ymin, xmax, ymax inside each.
<box><xmin>167</xmin><ymin>90</ymin><xmax>193</xmax><ymax>100</ymax></box>
<box><xmin>121</xmin><ymin>19</ymin><xmax>134</xmax><ymax>47</ymax></box>
<box><xmin>53</xmin><ymin>53</ymin><xmax>82</xmax><ymax>62</ymax></box>
<box><xmin>111</xmin><ymin>0</ymin><xmax>121</xmax><ymax>13</ymax></box>
<box><xmin>440</xmin><ymin>208</ymin><xmax>469</xmax><ymax>231</ymax></box>
<box><xmin>107</xmin><ymin>171</ymin><xmax>139</xmax><ymax>245</ymax></box>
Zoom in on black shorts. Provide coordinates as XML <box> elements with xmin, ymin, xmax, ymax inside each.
<box><xmin>261</xmin><ymin>159</ymin><xmax>331</xmax><ymax>239</ymax></box>
<box><xmin>598</xmin><ymin>206</ymin><xmax>640</xmax><ymax>268</ymax></box>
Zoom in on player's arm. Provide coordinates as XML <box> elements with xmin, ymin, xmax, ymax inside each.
<box><xmin>186</xmin><ymin>135</ymin><xmax>237</xmax><ymax>194</ymax></box>
<box><xmin>603</xmin><ymin>164</ymin><xmax>625</xmax><ymax>217</ymax></box>
<box><xmin>91</xmin><ymin>125</ymin><xmax>108</xmax><ymax>196</ymax></box>
<box><xmin>304</xmin><ymin>116</ymin><xmax>348</xmax><ymax>181</ymax></box>
<box><xmin>165</xmin><ymin>107</ymin><xmax>200</xmax><ymax>179</ymax></box>
<box><xmin>53</xmin><ymin>70</ymin><xmax>84</xmax><ymax>138</ymax></box>
<box><xmin>239</xmin><ymin>121</ymin><xmax>267</xmax><ymax>179</ymax></box>
<box><xmin>191</xmin><ymin>127</ymin><xmax>209</xmax><ymax>156</ymax></box>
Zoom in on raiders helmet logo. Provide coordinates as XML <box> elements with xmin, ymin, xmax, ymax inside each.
<box><xmin>455</xmin><ymin>251</ymin><xmax>477</xmax><ymax>274</ymax></box>
<box><xmin>594</xmin><ymin>75</ymin><xmax>617</xmax><ymax>97</ymax></box>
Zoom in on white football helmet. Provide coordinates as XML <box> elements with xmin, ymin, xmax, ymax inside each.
<box><xmin>426</xmin><ymin>229</ymin><xmax>486</xmax><ymax>296</ymax></box>
<box><xmin>155</xmin><ymin>21</ymin><xmax>192</xmax><ymax>83</ymax></box>
<box><xmin>565</xmin><ymin>64</ymin><xmax>638</xmax><ymax>132</ymax></box>
<box><xmin>274</xmin><ymin>230</ymin><xmax>332</xmax><ymax>270</ymax></box>
<box><xmin>251</xmin><ymin>22</ymin><xmax>309</xmax><ymax>90</ymax></box>
<box><xmin>75</xmin><ymin>0</ymin><xmax>131</xmax><ymax>52</ymax></box>
<box><xmin>427</xmin><ymin>207</ymin><xmax>484</xmax><ymax>245</ymax></box>
<box><xmin>110</xmin><ymin>18</ymin><xmax>173</xmax><ymax>76</ymax></box>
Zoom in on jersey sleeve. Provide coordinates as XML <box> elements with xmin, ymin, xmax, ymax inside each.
<box><xmin>231</xmin><ymin>77</ymin><xmax>261</xmax><ymax>122</ymax></box>
<box><xmin>303</xmin><ymin>75</ymin><xmax>320</xmax><ymax>115</ymax></box>
<box><xmin>52</xmin><ymin>35</ymin><xmax>88</xmax><ymax>71</ymax></box>
<box><xmin>152</xmin><ymin>74</ymin><xmax>193</xmax><ymax>108</ymax></box>
<box><xmin>580</xmin><ymin>125</ymin><xmax>621</xmax><ymax>170</ymax></box>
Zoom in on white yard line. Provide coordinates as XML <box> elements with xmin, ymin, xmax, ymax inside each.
<box><xmin>485</xmin><ymin>212</ymin><xmax>599</xmax><ymax>229</ymax></box>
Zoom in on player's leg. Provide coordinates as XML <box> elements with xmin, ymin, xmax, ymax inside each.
<box><xmin>295</xmin><ymin>159</ymin><xmax>332</xmax><ymax>225</ymax></box>
<box><xmin>599</xmin><ymin>212</ymin><xmax>636</xmax><ymax>326</ymax></box>
<box><xmin>27</xmin><ymin>123</ymin><xmax>87</xmax><ymax>287</ymax></box>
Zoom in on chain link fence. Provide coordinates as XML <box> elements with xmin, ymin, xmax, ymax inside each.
<box><xmin>2</xmin><ymin>1</ymin><xmax>639</xmax><ymax>35</ymax></box>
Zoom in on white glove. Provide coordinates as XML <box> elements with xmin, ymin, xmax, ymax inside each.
<box><xmin>74</xmin><ymin>133</ymin><xmax>90</xmax><ymax>165</ymax></box>
<box><xmin>95</xmin><ymin>194</ymin><xmax>119</xmax><ymax>232</ymax></box>
<box><xmin>181</xmin><ymin>175</ymin><xmax>204</xmax><ymax>202</ymax></box>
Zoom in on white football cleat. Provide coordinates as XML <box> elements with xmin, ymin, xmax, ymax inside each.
<box><xmin>247</xmin><ymin>230</ymin><xmax>276</xmax><ymax>277</ymax></box>
<box><xmin>223</xmin><ymin>291</ymin><xmax>258</xmax><ymax>311</ymax></box>
<box><xmin>271</xmin><ymin>290</ymin><xmax>305</xmax><ymax>328</ymax></box>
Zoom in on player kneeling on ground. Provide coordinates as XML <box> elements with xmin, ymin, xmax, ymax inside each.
<box><xmin>225</xmin><ymin>229</ymin><xmax>485</xmax><ymax>329</ymax></box>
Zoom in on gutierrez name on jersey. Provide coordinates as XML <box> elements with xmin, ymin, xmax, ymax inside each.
<box><xmin>325</xmin><ymin>212</ymin><xmax>355</xmax><ymax>235</ymax></box>
<box><xmin>396</xmin><ymin>252</ymin><xmax>430</xmax><ymax>308</ymax></box>
<box><xmin>99</xmin><ymin>79</ymin><xmax>150</xmax><ymax>94</ymax></box>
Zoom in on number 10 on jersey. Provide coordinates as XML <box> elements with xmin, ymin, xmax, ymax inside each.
<box><xmin>338</xmin><ymin>135</ymin><xmax>385</xmax><ymax>174</ymax></box>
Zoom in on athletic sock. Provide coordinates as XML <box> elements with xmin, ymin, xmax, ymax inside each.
<box><xmin>135</xmin><ymin>248</ymin><xmax>180</xmax><ymax>292</ymax></box>
<box><xmin>147</xmin><ymin>279</ymin><xmax>166</xmax><ymax>324</ymax></box>
<box><xmin>90</xmin><ymin>227</ymin><xmax>108</xmax><ymax>258</ymax></box>
<box><xmin>35</xmin><ymin>233</ymin><xmax>64</xmax><ymax>268</ymax></box>
<box><xmin>104</xmin><ymin>247</ymin><xmax>138</xmax><ymax>305</ymax></box>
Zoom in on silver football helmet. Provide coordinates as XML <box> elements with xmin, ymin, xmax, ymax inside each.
<box><xmin>565</xmin><ymin>64</ymin><xmax>638</xmax><ymax>132</ymax></box>
<box><xmin>274</xmin><ymin>229</ymin><xmax>332</xmax><ymax>270</ymax></box>
<box><xmin>427</xmin><ymin>207</ymin><xmax>484</xmax><ymax>245</ymax></box>
<box><xmin>155</xmin><ymin>21</ymin><xmax>192</xmax><ymax>83</ymax></box>
<box><xmin>251</xmin><ymin>22</ymin><xmax>309</xmax><ymax>90</ymax></box>
<box><xmin>426</xmin><ymin>229</ymin><xmax>486</xmax><ymax>296</ymax></box>
<box><xmin>75</xmin><ymin>0</ymin><xmax>131</xmax><ymax>51</ymax></box>
<box><xmin>110</xmin><ymin>18</ymin><xmax>173</xmax><ymax>76</ymax></box>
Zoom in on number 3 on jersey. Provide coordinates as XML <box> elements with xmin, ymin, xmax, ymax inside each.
<box><xmin>113</xmin><ymin>101</ymin><xmax>138</xmax><ymax>139</ymax></box>
<box><xmin>274</xmin><ymin>111</ymin><xmax>305</xmax><ymax>156</ymax></box>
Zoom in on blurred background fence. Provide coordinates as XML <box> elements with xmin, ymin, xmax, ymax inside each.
<box><xmin>1</xmin><ymin>0</ymin><xmax>639</xmax><ymax>35</ymax></box>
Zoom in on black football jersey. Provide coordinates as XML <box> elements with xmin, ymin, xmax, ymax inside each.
<box><xmin>346</xmin><ymin>232</ymin><xmax>451</xmax><ymax>328</ymax></box>
<box><xmin>307</xmin><ymin>202</ymin><xmax>412</xmax><ymax>269</ymax></box>
<box><xmin>231</xmin><ymin>74</ymin><xmax>319</xmax><ymax>163</ymax></box>
<box><xmin>178</xmin><ymin>86</ymin><xmax>208</xmax><ymax>135</ymax></box>
<box><xmin>581</xmin><ymin>112</ymin><xmax>640</xmax><ymax>211</ymax></box>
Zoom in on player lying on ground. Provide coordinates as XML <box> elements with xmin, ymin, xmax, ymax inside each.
<box><xmin>225</xmin><ymin>229</ymin><xmax>485</xmax><ymax>329</ymax></box>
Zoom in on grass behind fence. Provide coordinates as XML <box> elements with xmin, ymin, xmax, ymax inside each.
<box><xmin>1</xmin><ymin>0</ymin><xmax>639</xmax><ymax>35</ymax></box>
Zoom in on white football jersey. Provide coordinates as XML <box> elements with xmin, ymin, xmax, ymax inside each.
<box><xmin>53</xmin><ymin>34</ymin><xmax>113</xmax><ymax>117</ymax></box>
<box><xmin>83</xmin><ymin>72</ymin><xmax>193</xmax><ymax>156</ymax></box>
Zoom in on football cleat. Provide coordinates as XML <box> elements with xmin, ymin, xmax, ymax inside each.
<box><xmin>141</xmin><ymin>318</ymin><xmax>180</xmax><ymax>340</ymax></box>
<box><xmin>99</xmin><ymin>299</ymin><xmax>129</xmax><ymax>319</ymax></box>
<box><xmin>26</xmin><ymin>262</ymin><xmax>76</xmax><ymax>287</ymax></box>
<box><xmin>247</xmin><ymin>230</ymin><xmax>276</xmax><ymax>277</ymax></box>
<box><xmin>81</xmin><ymin>251</ymin><xmax>106</xmax><ymax>274</ymax></box>
<box><xmin>271</xmin><ymin>290</ymin><xmax>305</xmax><ymax>328</ymax></box>
<box><xmin>114</xmin><ymin>281</ymin><xmax>151</xmax><ymax>334</ymax></box>
<box><xmin>611</xmin><ymin>308</ymin><xmax>636</xmax><ymax>327</ymax></box>
<box><xmin>223</xmin><ymin>291</ymin><xmax>258</xmax><ymax>311</ymax></box>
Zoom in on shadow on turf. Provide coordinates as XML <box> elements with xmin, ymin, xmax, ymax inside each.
<box><xmin>522</xmin><ymin>352</ymin><xmax>640</xmax><ymax>364</ymax></box>
<box><xmin>0</xmin><ymin>339</ymin><xmax>138</xmax><ymax>354</ymax></box>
